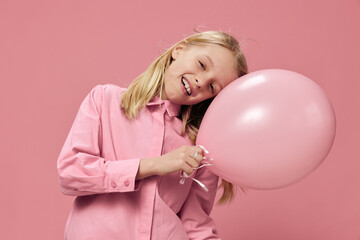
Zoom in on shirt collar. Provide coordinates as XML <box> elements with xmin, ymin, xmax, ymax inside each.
<box><xmin>146</xmin><ymin>96</ymin><xmax>181</xmax><ymax>117</ymax></box>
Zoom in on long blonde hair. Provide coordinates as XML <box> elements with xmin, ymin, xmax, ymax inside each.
<box><xmin>121</xmin><ymin>30</ymin><xmax>248</xmax><ymax>204</ymax></box>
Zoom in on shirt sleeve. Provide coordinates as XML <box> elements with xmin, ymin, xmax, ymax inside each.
<box><xmin>57</xmin><ymin>84</ymin><xmax>141</xmax><ymax>196</ymax></box>
<box><xmin>177</xmin><ymin>167</ymin><xmax>221</xmax><ymax>240</ymax></box>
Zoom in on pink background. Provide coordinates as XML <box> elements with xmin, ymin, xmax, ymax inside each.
<box><xmin>1</xmin><ymin>0</ymin><xmax>359</xmax><ymax>239</ymax></box>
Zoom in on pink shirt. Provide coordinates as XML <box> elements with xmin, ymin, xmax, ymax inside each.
<box><xmin>57</xmin><ymin>84</ymin><xmax>220</xmax><ymax>240</ymax></box>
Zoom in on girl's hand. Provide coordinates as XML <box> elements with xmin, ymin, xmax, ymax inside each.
<box><xmin>136</xmin><ymin>146</ymin><xmax>203</xmax><ymax>180</ymax></box>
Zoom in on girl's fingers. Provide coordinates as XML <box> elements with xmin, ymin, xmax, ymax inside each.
<box><xmin>185</xmin><ymin>156</ymin><xmax>201</xmax><ymax>169</ymax></box>
<box><xmin>189</xmin><ymin>146</ymin><xmax>203</xmax><ymax>163</ymax></box>
<box><xmin>182</xmin><ymin>164</ymin><xmax>194</xmax><ymax>176</ymax></box>
<box><xmin>196</xmin><ymin>145</ymin><xmax>209</xmax><ymax>154</ymax></box>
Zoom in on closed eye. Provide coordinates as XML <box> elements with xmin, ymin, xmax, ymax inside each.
<box><xmin>199</xmin><ymin>61</ymin><xmax>206</xmax><ymax>70</ymax></box>
<box><xmin>210</xmin><ymin>83</ymin><xmax>215</xmax><ymax>93</ymax></box>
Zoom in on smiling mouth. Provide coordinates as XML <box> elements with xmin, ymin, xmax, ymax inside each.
<box><xmin>181</xmin><ymin>77</ymin><xmax>192</xmax><ymax>95</ymax></box>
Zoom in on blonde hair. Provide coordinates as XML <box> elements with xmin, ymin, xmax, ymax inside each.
<box><xmin>121</xmin><ymin>30</ymin><xmax>248</xmax><ymax>204</ymax></box>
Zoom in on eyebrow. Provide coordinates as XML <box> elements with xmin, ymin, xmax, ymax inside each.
<box><xmin>204</xmin><ymin>55</ymin><xmax>214</xmax><ymax>67</ymax></box>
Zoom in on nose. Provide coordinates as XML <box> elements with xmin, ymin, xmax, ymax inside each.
<box><xmin>195</xmin><ymin>78</ymin><xmax>207</xmax><ymax>89</ymax></box>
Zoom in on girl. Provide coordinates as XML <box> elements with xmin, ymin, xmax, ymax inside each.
<box><xmin>57</xmin><ymin>30</ymin><xmax>248</xmax><ymax>240</ymax></box>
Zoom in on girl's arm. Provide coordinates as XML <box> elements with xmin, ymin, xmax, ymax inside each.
<box><xmin>136</xmin><ymin>146</ymin><xmax>203</xmax><ymax>180</ymax></box>
<box><xmin>57</xmin><ymin>85</ymin><xmax>141</xmax><ymax>196</ymax></box>
<box><xmin>177</xmin><ymin>167</ymin><xmax>221</xmax><ymax>240</ymax></box>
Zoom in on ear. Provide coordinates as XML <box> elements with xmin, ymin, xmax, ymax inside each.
<box><xmin>171</xmin><ymin>42</ymin><xmax>187</xmax><ymax>60</ymax></box>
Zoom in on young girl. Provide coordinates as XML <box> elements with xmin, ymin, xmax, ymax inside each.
<box><xmin>57</xmin><ymin>30</ymin><xmax>248</xmax><ymax>240</ymax></box>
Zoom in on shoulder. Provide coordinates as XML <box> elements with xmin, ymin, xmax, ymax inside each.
<box><xmin>90</xmin><ymin>83</ymin><xmax>127</xmax><ymax>95</ymax></box>
<box><xmin>88</xmin><ymin>83</ymin><xmax>127</xmax><ymax>101</ymax></box>
<box><xmin>83</xmin><ymin>84</ymin><xmax>127</xmax><ymax>113</ymax></box>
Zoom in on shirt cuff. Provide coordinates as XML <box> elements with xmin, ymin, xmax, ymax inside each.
<box><xmin>105</xmin><ymin>158</ymin><xmax>141</xmax><ymax>192</ymax></box>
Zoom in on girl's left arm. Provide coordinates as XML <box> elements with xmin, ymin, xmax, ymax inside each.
<box><xmin>177</xmin><ymin>167</ymin><xmax>221</xmax><ymax>240</ymax></box>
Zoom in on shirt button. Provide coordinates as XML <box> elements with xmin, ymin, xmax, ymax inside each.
<box><xmin>111</xmin><ymin>181</ymin><xmax>117</xmax><ymax>188</ymax></box>
<box><xmin>124</xmin><ymin>180</ymin><xmax>130</xmax><ymax>187</ymax></box>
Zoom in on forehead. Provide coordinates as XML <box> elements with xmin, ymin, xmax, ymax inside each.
<box><xmin>188</xmin><ymin>43</ymin><xmax>238</xmax><ymax>86</ymax></box>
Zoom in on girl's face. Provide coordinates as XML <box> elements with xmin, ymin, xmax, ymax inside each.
<box><xmin>162</xmin><ymin>43</ymin><xmax>238</xmax><ymax>105</ymax></box>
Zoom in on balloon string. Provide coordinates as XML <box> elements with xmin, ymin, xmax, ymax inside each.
<box><xmin>179</xmin><ymin>145</ymin><xmax>213</xmax><ymax>192</ymax></box>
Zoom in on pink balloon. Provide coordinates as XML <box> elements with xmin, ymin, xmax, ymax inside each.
<box><xmin>197</xmin><ymin>69</ymin><xmax>336</xmax><ymax>189</ymax></box>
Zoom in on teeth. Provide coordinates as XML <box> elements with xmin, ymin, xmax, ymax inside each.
<box><xmin>182</xmin><ymin>77</ymin><xmax>192</xmax><ymax>95</ymax></box>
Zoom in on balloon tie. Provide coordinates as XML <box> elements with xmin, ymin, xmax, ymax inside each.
<box><xmin>179</xmin><ymin>145</ymin><xmax>213</xmax><ymax>192</ymax></box>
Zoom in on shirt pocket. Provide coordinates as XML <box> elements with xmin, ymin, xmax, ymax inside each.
<box><xmin>157</xmin><ymin>170</ymin><xmax>195</xmax><ymax>214</ymax></box>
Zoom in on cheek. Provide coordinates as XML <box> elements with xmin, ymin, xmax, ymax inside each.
<box><xmin>164</xmin><ymin>65</ymin><xmax>177</xmax><ymax>81</ymax></box>
<box><xmin>167</xmin><ymin>64</ymin><xmax>180</xmax><ymax>78</ymax></box>
<box><xmin>163</xmin><ymin>70</ymin><xmax>178</xmax><ymax>94</ymax></box>
<box><xmin>186</xmin><ymin>61</ymin><xmax>197</xmax><ymax>72</ymax></box>
<box><xmin>174</xmin><ymin>58</ymin><xmax>195</xmax><ymax>73</ymax></box>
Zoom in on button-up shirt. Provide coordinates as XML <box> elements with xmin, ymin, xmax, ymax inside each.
<box><xmin>57</xmin><ymin>84</ymin><xmax>220</xmax><ymax>240</ymax></box>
